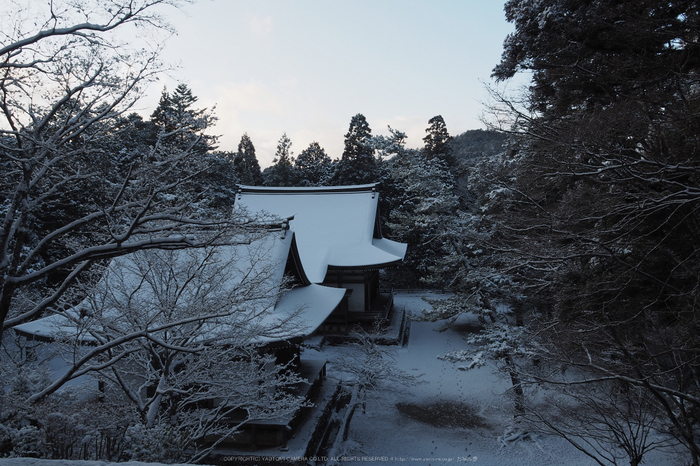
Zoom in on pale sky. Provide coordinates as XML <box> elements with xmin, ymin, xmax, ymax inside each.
<box><xmin>138</xmin><ymin>0</ymin><xmax>519</xmax><ymax>167</ymax></box>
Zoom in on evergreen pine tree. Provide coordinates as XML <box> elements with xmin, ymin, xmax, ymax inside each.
<box><xmin>150</xmin><ymin>83</ymin><xmax>214</xmax><ymax>154</ymax></box>
<box><xmin>263</xmin><ymin>133</ymin><xmax>296</xmax><ymax>187</ymax></box>
<box><xmin>295</xmin><ymin>142</ymin><xmax>334</xmax><ymax>186</ymax></box>
<box><xmin>107</xmin><ymin>112</ymin><xmax>158</xmax><ymax>169</ymax></box>
<box><xmin>423</xmin><ymin>115</ymin><xmax>454</xmax><ymax>166</ymax></box>
<box><xmin>333</xmin><ymin>113</ymin><xmax>378</xmax><ymax>185</ymax></box>
<box><xmin>233</xmin><ymin>133</ymin><xmax>264</xmax><ymax>185</ymax></box>
<box><xmin>171</xmin><ymin>84</ymin><xmax>199</xmax><ymax>118</ymax></box>
<box><xmin>386</xmin><ymin>146</ymin><xmax>458</xmax><ymax>282</ymax></box>
<box><xmin>151</xmin><ymin>87</ymin><xmax>172</xmax><ymax>129</ymax></box>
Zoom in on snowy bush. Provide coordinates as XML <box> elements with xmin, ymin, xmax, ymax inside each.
<box><xmin>125</xmin><ymin>423</ymin><xmax>188</xmax><ymax>463</ymax></box>
<box><xmin>7</xmin><ymin>425</ymin><xmax>47</xmax><ymax>458</ymax></box>
<box><xmin>0</xmin><ymin>374</ymin><xmax>138</xmax><ymax>462</ymax></box>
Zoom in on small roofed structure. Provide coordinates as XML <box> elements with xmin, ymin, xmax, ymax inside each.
<box><xmin>236</xmin><ymin>184</ymin><xmax>408</xmax><ymax>332</ymax></box>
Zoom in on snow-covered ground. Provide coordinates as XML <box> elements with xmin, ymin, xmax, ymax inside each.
<box><xmin>3</xmin><ymin>292</ymin><xmax>684</xmax><ymax>465</ymax></box>
<box><xmin>308</xmin><ymin>292</ymin><xmax>683</xmax><ymax>466</ymax></box>
<box><xmin>308</xmin><ymin>292</ymin><xmax>596</xmax><ymax>466</ymax></box>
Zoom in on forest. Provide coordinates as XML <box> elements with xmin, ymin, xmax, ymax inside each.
<box><xmin>1</xmin><ymin>0</ymin><xmax>699</xmax><ymax>465</ymax></box>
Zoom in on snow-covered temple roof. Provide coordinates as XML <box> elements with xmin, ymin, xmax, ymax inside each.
<box><xmin>14</xmin><ymin>231</ymin><xmax>345</xmax><ymax>345</ymax></box>
<box><xmin>236</xmin><ymin>184</ymin><xmax>408</xmax><ymax>283</ymax></box>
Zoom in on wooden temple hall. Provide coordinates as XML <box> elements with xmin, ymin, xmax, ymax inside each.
<box><xmin>236</xmin><ymin>183</ymin><xmax>408</xmax><ymax>333</ymax></box>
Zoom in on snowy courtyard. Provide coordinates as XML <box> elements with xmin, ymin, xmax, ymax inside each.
<box><xmin>310</xmin><ymin>292</ymin><xmax>595</xmax><ymax>466</ymax></box>
<box><xmin>2</xmin><ymin>292</ymin><xmax>687</xmax><ymax>466</ymax></box>
<box><xmin>303</xmin><ymin>292</ymin><xmax>684</xmax><ymax>466</ymax></box>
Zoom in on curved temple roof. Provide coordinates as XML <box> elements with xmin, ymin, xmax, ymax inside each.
<box><xmin>236</xmin><ymin>184</ymin><xmax>407</xmax><ymax>283</ymax></box>
<box><xmin>14</xmin><ymin>232</ymin><xmax>345</xmax><ymax>345</ymax></box>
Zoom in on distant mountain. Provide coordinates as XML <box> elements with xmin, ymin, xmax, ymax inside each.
<box><xmin>449</xmin><ymin>129</ymin><xmax>508</xmax><ymax>165</ymax></box>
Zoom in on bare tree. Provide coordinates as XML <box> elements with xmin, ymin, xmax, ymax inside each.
<box><xmin>13</xmin><ymin>235</ymin><xmax>308</xmax><ymax>461</ymax></box>
<box><xmin>525</xmin><ymin>380</ymin><xmax>678</xmax><ymax>466</ymax></box>
<box><xmin>0</xmin><ymin>0</ymin><xmax>255</xmax><ymax>347</ymax></box>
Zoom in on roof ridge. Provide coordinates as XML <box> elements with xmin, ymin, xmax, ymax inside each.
<box><xmin>237</xmin><ymin>183</ymin><xmax>378</xmax><ymax>195</ymax></box>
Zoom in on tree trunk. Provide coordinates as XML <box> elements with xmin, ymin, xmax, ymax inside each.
<box><xmin>505</xmin><ymin>355</ymin><xmax>525</xmax><ymax>415</ymax></box>
<box><xmin>146</xmin><ymin>375</ymin><xmax>167</xmax><ymax>428</ymax></box>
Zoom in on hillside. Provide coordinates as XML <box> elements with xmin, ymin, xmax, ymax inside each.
<box><xmin>450</xmin><ymin>129</ymin><xmax>508</xmax><ymax>165</ymax></box>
